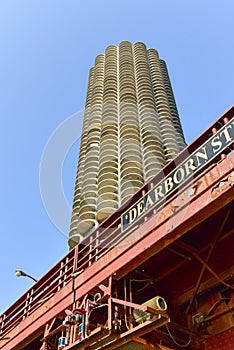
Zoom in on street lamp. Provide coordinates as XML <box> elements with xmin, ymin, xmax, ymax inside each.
<box><xmin>15</xmin><ymin>269</ymin><xmax>38</xmax><ymax>283</ymax></box>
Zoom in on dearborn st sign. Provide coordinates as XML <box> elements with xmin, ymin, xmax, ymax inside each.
<box><xmin>122</xmin><ymin>117</ymin><xmax>234</xmax><ymax>231</ymax></box>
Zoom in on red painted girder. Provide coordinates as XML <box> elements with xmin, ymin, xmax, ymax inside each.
<box><xmin>73</xmin><ymin>153</ymin><xmax>234</xmax><ymax>292</ymax></box>
<box><xmin>204</xmin><ymin>327</ymin><xmax>234</xmax><ymax>349</ymax></box>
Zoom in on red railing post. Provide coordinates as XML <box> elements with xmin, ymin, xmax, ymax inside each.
<box><xmin>23</xmin><ymin>288</ymin><xmax>34</xmax><ymax>320</ymax></box>
<box><xmin>73</xmin><ymin>245</ymin><xmax>79</xmax><ymax>273</ymax></box>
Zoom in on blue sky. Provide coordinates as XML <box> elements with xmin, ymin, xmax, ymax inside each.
<box><xmin>0</xmin><ymin>0</ymin><xmax>233</xmax><ymax>314</ymax></box>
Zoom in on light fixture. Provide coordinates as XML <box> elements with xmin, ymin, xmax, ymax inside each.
<box><xmin>15</xmin><ymin>269</ymin><xmax>38</xmax><ymax>283</ymax></box>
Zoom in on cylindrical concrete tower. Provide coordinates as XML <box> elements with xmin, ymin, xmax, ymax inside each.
<box><xmin>69</xmin><ymin>41</ymin><xmax>186</xmax><ymax>248</ymax></box>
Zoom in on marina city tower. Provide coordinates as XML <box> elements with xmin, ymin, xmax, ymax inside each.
<box><xmin>69</xmin><ymin>41</ymin><xmax>186</xmax><ymax>248</ymax></box>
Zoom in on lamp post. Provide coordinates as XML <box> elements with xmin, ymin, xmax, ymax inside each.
<box><xmin>15</xmin><ymin>269</ymin><xmax>38</xmax><ymax>283</ymax></box>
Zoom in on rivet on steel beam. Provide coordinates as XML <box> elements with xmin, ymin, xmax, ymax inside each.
<box><xmin>172</xmin><ymin>205</ymin><xmax>179</xmax><ymax>213</ymax></box>
<box><xmin>228</xmin><ymin>175</ymin><xmax>234</xmax><ymax>186</ymax></box>
<box><xmin>212</xmin><ymin>127</ymin><xmax>217</xmax><ymax>134</ymax></box>
<box><xmin>167</xmin><ymin>225</ymin><xmax>173</xmax><ymax>232</ymax></box>
<box><xmin>221</xmin><ymin>153</ymin><xmax>227</xmax><ymax>160</ymax></box>
<box><xmin>188</xmin><ymin>187</ymin><xmax>196</xmax><ymax>197</ymax></box>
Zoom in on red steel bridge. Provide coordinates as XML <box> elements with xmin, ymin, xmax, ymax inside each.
<box><xmin>0</xmin><ymin>106</ymin><xmax>234</xmax><ymax>350</ymax></box>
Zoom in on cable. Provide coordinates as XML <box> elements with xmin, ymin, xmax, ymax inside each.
<box><xmin>130</xmin><ymin>278</ymin><xmax>152</xmax><ymax>282</ymax></box>
<box><xmin>165</xmin><ymin>323</ymin><xmax>192</xmax><ymax>348</ymax></box>
<box><xmin>93</xmin><ymin>304</ymin><xmax>109</xmax><ymax>309</ymax></box>
<box><xmin>124</xmin><ymin>278</ymin><xmax>131</xmax><ymax>331</ymax></box>
<box><xmin>136</xmin><ymin>281</ymin><xmax>152</xmax><ymax>292</ymax></box>
<box><xmin>130</xmin><ymin>277</ymin><xmax>153</xmax><ymax>292</ymax></box>
<box><xmin>205</xmin><ymin>298</ymin><xmax>231</xmax><ymax>318</ymax></box>
<box><xmin>81</xmin><ymin>294</ymin><xmax>88</xmax><ymax>308</ymax></box>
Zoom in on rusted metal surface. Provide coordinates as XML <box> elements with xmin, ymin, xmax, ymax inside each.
<box><xmin>115</xmin><ymin>340</ymin><xmax>174</xmax><ymax>350</ymax></box>
<box><xmin>94</xmin><ymin>316</ymin><xmax>169</xmax><ymax>350</ymax></box>
<box><xmin>204</xmin><ymin>326</ymin><xmax>234</xmax><ymax>349</ymax></box>
<box><xmin>186</xmin><ymin>209</ymin><xmax>231</xmax><ymax>314</ymax></box>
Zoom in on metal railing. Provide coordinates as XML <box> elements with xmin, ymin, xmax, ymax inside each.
<box><xmin>0</xmin><ymin>249</ymin><xmax>75</xmax><ymax>336</ymax></box>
